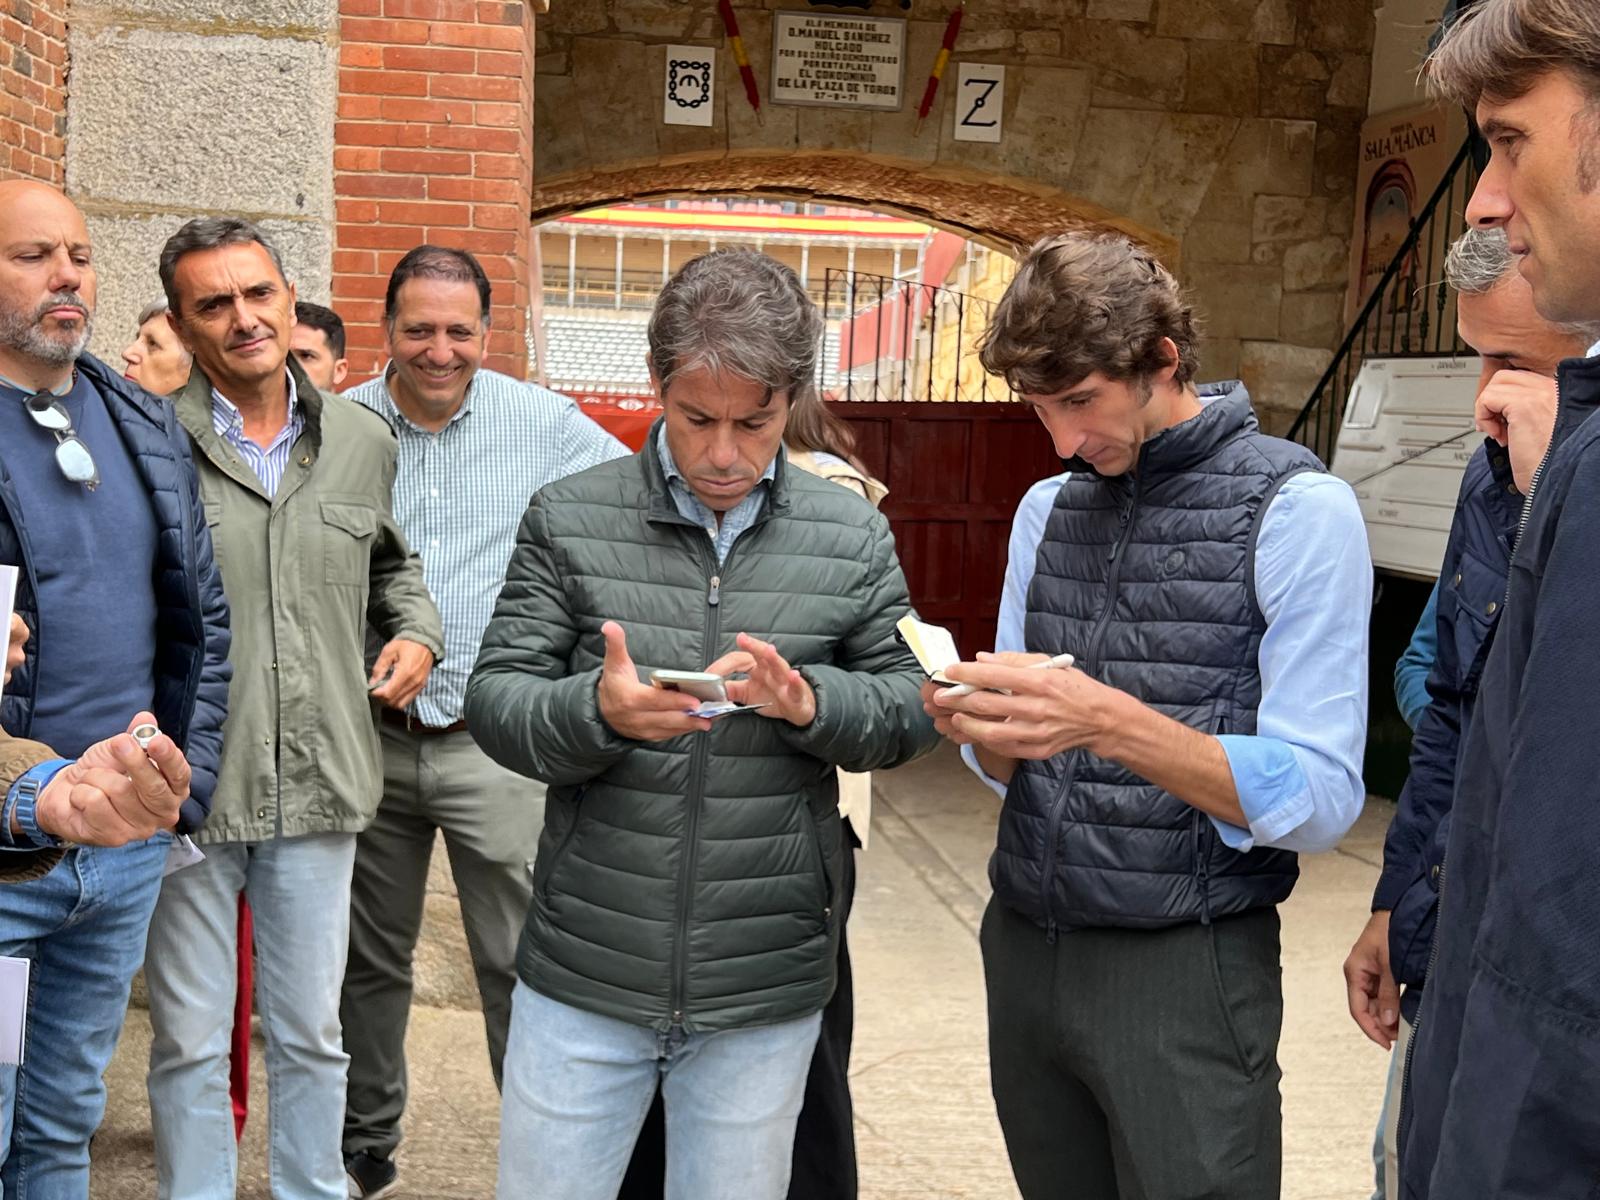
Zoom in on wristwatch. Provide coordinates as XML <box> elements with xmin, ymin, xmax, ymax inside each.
<box><xmin>4</xmin><ymin>759</ymin><xmax>73</xmax><ymax>849</ymax></box>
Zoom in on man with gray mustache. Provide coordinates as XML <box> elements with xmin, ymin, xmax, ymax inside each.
<box><xmin>0</xmin><ymin>180</ymin><xmax>230</xmax><ymax>1193</ymax></box>
<box><xmin>144</xmin><ymin>217</ymin><xmax>442</xmax><ymax>1199</ymax></box>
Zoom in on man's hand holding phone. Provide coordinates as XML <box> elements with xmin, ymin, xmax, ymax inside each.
<box><xmin>596</xmin><ymin>621</ymin><xmax>714</xmax><ymax>741</ymax></box>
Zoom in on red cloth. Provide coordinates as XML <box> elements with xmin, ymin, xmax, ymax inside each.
<box><xmin>230</xmin><ymin>897</ymin><xmax>253</xmax><ymax>1140</ymax></box>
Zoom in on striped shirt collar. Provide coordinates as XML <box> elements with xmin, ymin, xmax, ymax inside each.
<box><xmin>210</xmin><ymin>368</ymin><xmax>304</xmax><ymax>496</ymax></box>
<box><xmin>210</xmin><ymin>368</ymin><xmax>300</xmax><ymax>439</ymax></box>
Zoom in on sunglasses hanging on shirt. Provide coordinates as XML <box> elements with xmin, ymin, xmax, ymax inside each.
<box><xmin>24</xmin><ymin>393</ymin><xmax>99</xmax><ymax>491</ymax></box>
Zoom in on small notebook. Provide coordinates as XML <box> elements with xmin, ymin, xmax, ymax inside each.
<box><xmin>895</xmin><ymin>614</ymin><xmax>963</xmax><ymax>685</ymax></box>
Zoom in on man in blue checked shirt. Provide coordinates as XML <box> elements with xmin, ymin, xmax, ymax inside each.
<box><xmin>339</xmin><ymin>245</ymin><xmax>628</xmax><ymax>1200</ymax></box>
<box><xmin>925</xmin><ymin>232</ymin><xmax>1372</xmax><ymax>1200</ymax></box>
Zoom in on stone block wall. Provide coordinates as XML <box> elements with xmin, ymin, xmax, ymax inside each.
<box><xmin>334</xmin><ymin>0</ymin><xmax>536</xmax><ymax>381</ymax></box>
<box><xmin>1</xmin><ymin>0</ymin><xmax>68</xmax><ymax>184</ymax></box>
<box><xmin>534</xmin><ymin>0</ymin><xmax>1383</xmax><ymax>434</ymax></box>
<box><xmin>64</xmin><ymin>0</ymin><xmax>338</xmax><ymax>367</ymax></box>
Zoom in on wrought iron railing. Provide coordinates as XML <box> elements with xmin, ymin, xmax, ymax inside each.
<box><xmin>819</xmin><ymin>267</ymin><xmax>1017</xmax><ymax>403</ymax></box>
<box><xmin>1285</xmin><ymin>135</ymin><xmax>1480</xmax><ymax>463</ymax></box>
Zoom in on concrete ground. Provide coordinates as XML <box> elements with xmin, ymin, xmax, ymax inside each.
<box><xmin>90</xmin><ymin>743</ymin><xmax>1391</xmax><ymax>1198</ymax></box>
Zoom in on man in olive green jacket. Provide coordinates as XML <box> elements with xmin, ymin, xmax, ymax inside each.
<box><xmin>142</xmin><ymin>218</ymin><xmax>443</xmax><ymax>1200</ymax></box>
<box><xmin>465</xmin><ymin>249</ymin><xmax>936</xmax><ymax>1200</ymax></box>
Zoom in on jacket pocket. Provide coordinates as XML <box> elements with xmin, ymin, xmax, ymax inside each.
<box><xmin>1203</xmin><ymin>911</ymin><xmax>1281</xmax><ymax>1082</ymax></box>
<box><xmin>805</xmin><ymin>808</ymin><xmax>838</xmax><ymax>924</ymax></box>
<box><xmin>320</xmin><ymin>497</ymin><xmax>377</xmax><ymax>587</ymax></box>
<box><xmin>1446</xmin><ymin>548</ymin><xmax>1502</xmax><ymax>691</ymax></box>
<box><xmin>535</xmin><ymin>789</ymin><xmax>586</xmax><ymax>902</ymax></box>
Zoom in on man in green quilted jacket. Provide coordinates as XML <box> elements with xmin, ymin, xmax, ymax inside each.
<box><xmin>464</xmin><ymin>248</ymin><xmax>937</xmax><ymax>1200</ymax></box>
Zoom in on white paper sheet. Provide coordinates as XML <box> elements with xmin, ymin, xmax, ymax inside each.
<box><xmin>1</xmin><ymin>563</ymin><xmax>18</xmax><ymax>699</ymax></box>
<box><xmin>0</xmin><ymin>955</ymin><xmax>30</xmax><ymax>1065</ymax></box>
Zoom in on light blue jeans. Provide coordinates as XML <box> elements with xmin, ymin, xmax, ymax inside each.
<box><xmin>0</xmin><ymin>835</ymin><xmax>170</xmax><ymax>1199</ymax></box>
<box><xmin>498</xmin><ymin>982</ymin><xmax>822</xmax><ymax>1200</ymax></box>
<box><xmin>144</xmin><ymin>832</ymin><xmax>357</xmax><ymax>1200</ymax></box>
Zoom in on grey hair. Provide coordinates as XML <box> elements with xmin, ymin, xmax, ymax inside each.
<box><xmin>159</xmin><ymin>217</ymin><xmax>288</xmax><ymax>316</ymax></box>
<box><xmin>1444</xmin><ymin>226</ymin><xmax>1517</xmax><ymax>295</ymax></box>
<box><xmin>647</xmin><ymin>248</ymin><xmax>821</xmax><ymax>402</ymax></box>
<box><xmin>135</xmin><ymin>299</ymin><xmax>170</xmax><ymax>327</ymax></box>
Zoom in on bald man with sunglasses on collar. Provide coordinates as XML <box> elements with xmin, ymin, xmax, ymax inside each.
<box><xmin>0</xmin><ymin>179</ymin><xmax>231</xmax><ymax>1193</ymax></box>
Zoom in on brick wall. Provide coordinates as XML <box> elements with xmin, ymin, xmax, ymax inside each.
<box><xmin>335</xmin><ymin>0</ymin><xmax>535</xmax><ymax>382</ymax></box>
<box><xmin>1</xmin><ymin>0</ymin><xmax>68</xmax><ymax>184</ymax></box>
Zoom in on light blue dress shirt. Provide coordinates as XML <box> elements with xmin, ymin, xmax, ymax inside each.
<box><xmin>961</xmin><ymin>468</ymin><xmax>1372</xmax><ymax>855</ymax></box>
<box><xmin>655</xmin><ymin>424</ymin><xmax>777</xmax><ymax>564</ymax></box>
<box><xmin>211</xmin><ymin>370</ymin><xmax>303</xmax><ymax>498</ymax></box>
<box><xmin>345</xmin><ymin>367</ymin><xmax>629</xmax><ymax>725</ymax></box>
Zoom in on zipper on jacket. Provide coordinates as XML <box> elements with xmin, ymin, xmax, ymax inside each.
<box><xmin>1036</xmin><ymin>473</ymin><xmax>1144</xmax><ymax>942</ymax></box>
<box><xmin>671</xmin><ymin>542</ymin><xmax>722</xmax><ymax>1029</ymax></box>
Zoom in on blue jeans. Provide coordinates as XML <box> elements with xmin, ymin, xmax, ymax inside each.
<box><xmin>144</xmin><ymin>833</ymin><xmax>356</xmax><ymax>1200</ymax></box>
<box><xmin>0</xmin><ymin>835</ymin><xmax>171</xmax><ymax>1199</ymax></box>
<box><xmin>498</xmin><ymin>983</ymin><xmax>822</xmax><ymax>1200</ymax></box>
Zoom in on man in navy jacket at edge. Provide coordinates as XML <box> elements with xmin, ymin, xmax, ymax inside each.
<box><xmin>1402</xmin><ymin>2</ymin><xmax>1600</xmax><ymax>1194</ymax></box>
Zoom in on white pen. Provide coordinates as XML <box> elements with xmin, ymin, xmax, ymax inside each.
<box><xmin>937</xmin><ymin>652</ymin><xmax>1076</xmax><ymax>699</ymax></box>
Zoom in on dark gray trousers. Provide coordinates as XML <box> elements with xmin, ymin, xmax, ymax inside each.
<box><xmin>341</xmin><ymin>722</ymin><xmax>544</xmax><ymax>1160</ymax></box>
<box><xmin>981</xmin><ymin>898</ymin><xmax>1283</xmax><ymax>1200</ymax></box>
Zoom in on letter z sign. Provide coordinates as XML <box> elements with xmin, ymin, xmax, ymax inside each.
<box><xmin>953</xmin><ymin>63</ymin><xmax>1004</xmax><ymax>144</ymax></box>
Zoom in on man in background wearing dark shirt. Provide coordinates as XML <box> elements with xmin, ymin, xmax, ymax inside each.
<box><xmin>291</xmin><ymin>300</ymin><xmax>348</xmax><ymax>393</ymax></box>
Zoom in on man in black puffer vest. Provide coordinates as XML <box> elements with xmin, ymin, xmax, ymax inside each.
<box><xmin>927</xmin><ymin>233</ymin><xmax>1372</xmax><ymax>1199</ymax></box>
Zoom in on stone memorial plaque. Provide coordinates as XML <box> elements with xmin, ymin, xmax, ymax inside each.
<box><xmin>770</xmin><ymin>11</ymin><xmax>906</xmax><ymax>111</ymax></box>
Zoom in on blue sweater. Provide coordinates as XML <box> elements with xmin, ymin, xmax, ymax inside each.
<box><xmin>1393</xmin><ymin>582</ymin><xmax>1439</xmax><ymax>732</ymax></box>
<box><xmin>0</xmin><ymin>371</ymin><xmax>158</xmax><ymax>757</ymax></box>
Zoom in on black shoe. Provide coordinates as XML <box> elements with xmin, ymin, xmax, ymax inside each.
<box><xmin>345</xmin><ymin>1151</ymin><xmax>399</xmax><ymax>1199</ymax></box>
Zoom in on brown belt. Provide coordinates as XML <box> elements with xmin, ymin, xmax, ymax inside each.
<box><xmin>379</xmin><ymin>706</ymin><xmax>469</xmax><ymax>737</ymax></box>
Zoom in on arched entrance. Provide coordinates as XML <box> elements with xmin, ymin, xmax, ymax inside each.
<box><xmin>532</xmin><ymin>152</ymin><xmax>1178</xmax><ymax>261</ymax></box>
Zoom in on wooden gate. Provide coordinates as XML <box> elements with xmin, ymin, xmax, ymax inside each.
<box><xmin>832</xmin><ymin>401</ymin><xmax>1062</xmax><ymax>657</ymax></box>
